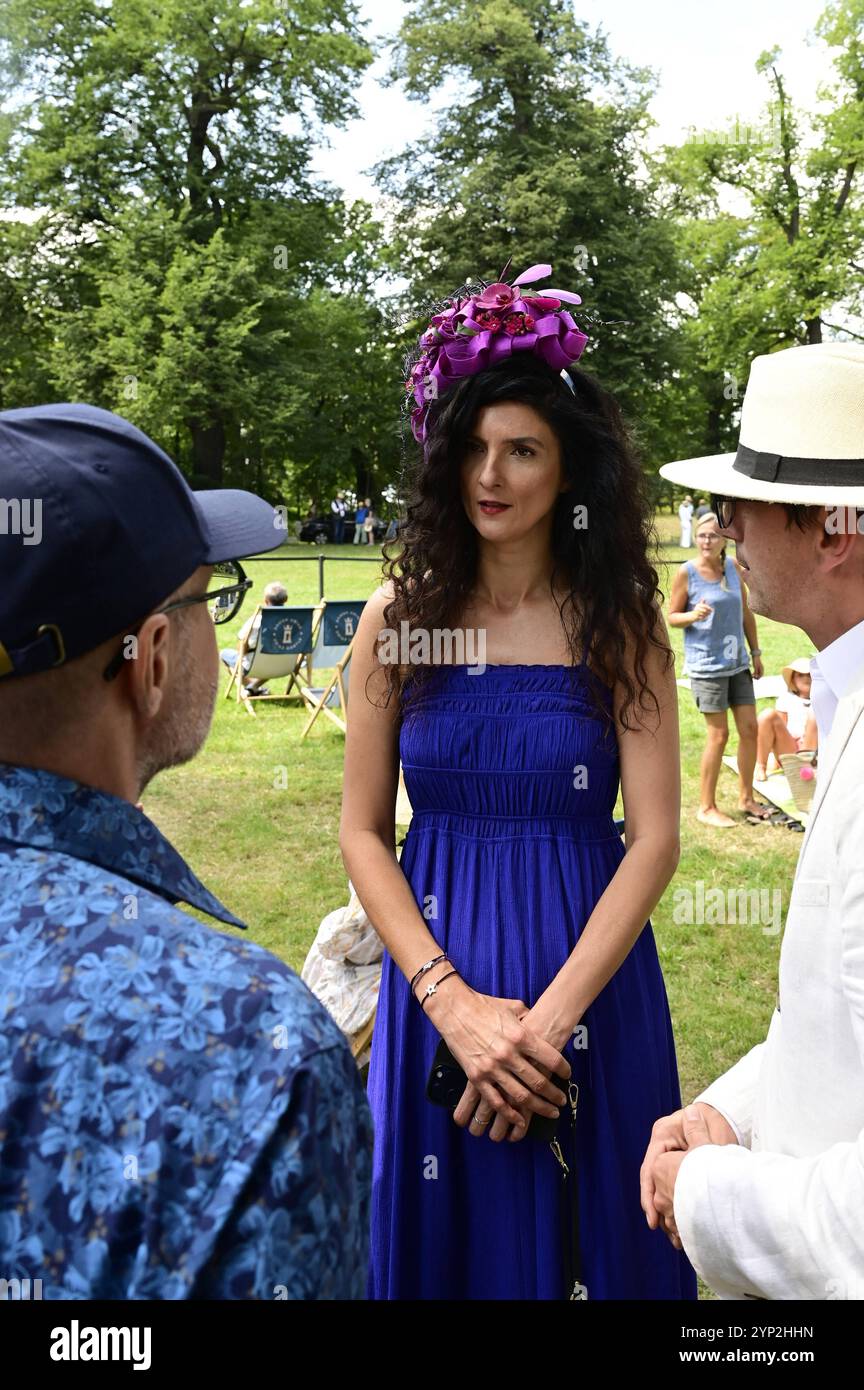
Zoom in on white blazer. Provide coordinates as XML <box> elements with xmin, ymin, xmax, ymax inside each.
<box><xmin>675</xmin><ymin>663</ymin><xmax>864</xmax><ymax>1300</ymax></box>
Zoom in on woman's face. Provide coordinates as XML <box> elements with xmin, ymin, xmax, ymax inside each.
<box><xmin>792</xmin><ymin>671</ymin><xmax>812</xmax><ymax>698</ymax></box>
<box><xmin>459</xmin><ymin>400</ymin><xmax>566</xmax><ymax>542</ymax></box>
<box><xmin>696</xmin><ymin>522</ymin><xmax>725</xmax><ymax>559</ymax></box>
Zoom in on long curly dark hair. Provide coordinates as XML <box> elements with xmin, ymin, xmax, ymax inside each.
<box><xmin>376</xmin><ymin>355</ymin><xmax>671</xmax><ymax>731</ymax></box>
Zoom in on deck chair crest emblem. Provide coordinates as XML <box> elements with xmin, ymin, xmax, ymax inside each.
<box><xmin>225</xmin><ymin>601</ymin><xmax>325</xmax><ymax>715</ymax></box>
<box><xmin>300</xmin><ymin>599</ymin><xmax>366</xmax><ymax>738</ymax></box>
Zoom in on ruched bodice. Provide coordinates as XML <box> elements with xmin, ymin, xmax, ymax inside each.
<box><xmin>400</xmin><ymin>664</ymin><xmax>620</xmax><ymax>837</ymax></box>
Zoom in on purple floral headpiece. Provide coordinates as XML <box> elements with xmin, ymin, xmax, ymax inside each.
<box><xmin>404</xmin><ymin>260</ymin><xmax>589</xmax><ymax>443</ymax></box>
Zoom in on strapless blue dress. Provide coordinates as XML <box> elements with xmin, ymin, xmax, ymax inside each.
<box><xmin>366</xmin><ymin>663</ymin><xmax>697</xmax><ymax>1300</ymax></box>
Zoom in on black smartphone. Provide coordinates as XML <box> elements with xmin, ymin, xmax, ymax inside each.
<box><xmin>426</xmin><ymin>1037</ymin><xmax>567</xmax><ymax>1141</ymax></box>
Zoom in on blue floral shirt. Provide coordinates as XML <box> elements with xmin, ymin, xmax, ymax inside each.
<box><xmin>0</xmin><ymin>765</ymin><xmax>372</xmax><ymax>1300</ymax></box>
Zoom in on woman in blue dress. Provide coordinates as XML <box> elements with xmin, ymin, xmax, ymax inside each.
<box><xmin>340</xmin><ymin>264</ymin><xmax>697</xmax><ymax>1299</ymax></box>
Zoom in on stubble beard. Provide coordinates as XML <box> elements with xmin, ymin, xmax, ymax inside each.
<box><xmin>136</xmin><ymin>629</ymin><xmax>218</xmax><ymax>794</ymax></box>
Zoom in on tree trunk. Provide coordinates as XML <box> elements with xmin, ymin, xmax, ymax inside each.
<box><xmin>353</xmin><ymin>448</ymin><xmax>370</xmax><ymax>502</ymax></box>
<box><xmin>188</xmin><ymin>416</ymin><xmax>225</xmax><ymax>486</ymax></box>
<box><xmin>703</xmin><ymin>377</ymin><xmax>726</xmax><ymax>454</ymax></box>
<box><xmin>705</xmin><ymin>400</ymin><xmax>724</xmax><ymax>454</ymax></box>
<box><xmin>185</xmin><ymin>73</ymin><xmax>224</xmax><ymax>243</ymax></box>
<box><xmin>805</xmin><ymin>316</ymin><xmax>822</xmax><ymax>344</ymax></box>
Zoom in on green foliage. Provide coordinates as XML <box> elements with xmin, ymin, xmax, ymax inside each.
<box><xmin>1</xmin><ymin>0</ymin><xmax>863</xmax><ymax>493</ymax></box>
<box><xmin>1</xmin><ymin>0</ymin><xmax>373</xmax><ymax>229</ymax></box>
<box><xmin>659</xmin><ymin>0</ymin><xmax>864</xmax><ymax>470</ymax></box>
<box><xmin>0</xmin><ymin>0</ymin><xmax>383</xmax><ymax>489</ymax></box>
<box><xmin>374</xmin><ymin>0</ymin><xmax>684</xmax><ymax>466</ymax></box>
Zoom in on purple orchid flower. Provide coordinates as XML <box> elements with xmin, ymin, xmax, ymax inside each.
<box><xmin>475</xmin><ymin>282</ymin><xmax>519</xmax><ymax>312</ymax></box>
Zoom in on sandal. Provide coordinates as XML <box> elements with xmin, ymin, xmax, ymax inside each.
<box><xmin>740</xmin><ymin>802</ymin><xmax>774</xmax><ymax>821</ymax></box>
<box><xmin>765</xmin><ymin>809</ymin><xmax>805</xmax><ymax>831</ymax></box>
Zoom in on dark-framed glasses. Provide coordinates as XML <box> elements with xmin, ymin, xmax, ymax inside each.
<box><xmin>710</xmin><ymin>494</ymin><xmax>736</xmax><ymax>529</ymax></box>
<box><xmin>102</xmin><ymin>559</ymin><xmax>252</xmax><ymax>681</ymax></box>
<box><xmin>205</xmin><ymin>560</ymin><xmax>252</xmax><ymax>625</ymax></box>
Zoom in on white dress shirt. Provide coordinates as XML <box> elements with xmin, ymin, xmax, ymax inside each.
<box><xmin>809</xmin><ymin>615</ymin><xmax>864</xmax><ymax>745</ymax></box>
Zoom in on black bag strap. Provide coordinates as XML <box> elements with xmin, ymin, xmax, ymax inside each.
<box><xmin>549</xmin><ymin>1081</ymin><xmax>585</xmax><ymax>1300</ymax></box>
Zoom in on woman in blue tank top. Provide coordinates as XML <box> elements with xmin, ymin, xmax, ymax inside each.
<box><xmin>668</xmin><ymin>512</ymin><xmax>768</xmax><ymax>828</ymax></box>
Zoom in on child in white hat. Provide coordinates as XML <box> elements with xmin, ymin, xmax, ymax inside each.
<box><xmin>755</xmin><ymin>656</ymin><xmax>818</xmax><ymax>781</ymax></box>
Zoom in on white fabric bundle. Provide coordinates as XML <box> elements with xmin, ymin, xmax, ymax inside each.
<box><xmin>301</xmin><ymin>883</ymin><xmax>383</xmax><ymax>1068</ymax></box>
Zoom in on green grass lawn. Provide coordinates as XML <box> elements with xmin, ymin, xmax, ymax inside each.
<box><xmin>145</xmin><ymin>525</ymin><xmax>812</xmax><ymax>1110</ymax></box>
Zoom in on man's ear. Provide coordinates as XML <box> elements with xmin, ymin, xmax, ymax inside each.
<box><xmin>817</xmin><ymin>507</ymin><xmax>862</xmax><ymax>575</ymax></box>
<box><xmin>124</xmin><ymin>613</ymin><xmax>171</xmax><ymax>719</ymax></box>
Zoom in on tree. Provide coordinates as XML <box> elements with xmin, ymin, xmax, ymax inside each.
<box><xmin>660</xmin><ymin>0</ymin><xmax>864</xmax><ymax>457</ymax></box>
<box><xmin>373</xmin><ymin>0</ymin><xmax>684</xmax><ymax>465</ymax></box>
<box><xmin>0</xmin><ymin>216</ymin><xmax>56</xmax><ymax>410</ymax></box>
<box><xmin>0</xmin><ymin>0</ymin><xmax>375</xmax><ymax>485</ymax></box>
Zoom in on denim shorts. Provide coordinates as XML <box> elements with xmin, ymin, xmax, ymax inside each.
<box><xmin>690</xmin><ymin>668</ymin><xmax>755</xmax><ymax>713</ymax></box>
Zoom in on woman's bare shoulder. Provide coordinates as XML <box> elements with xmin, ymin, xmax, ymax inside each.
<box><xmin>364</xmin><ymin>580</ymin><xmax>397</xmax><ymax>618</ymax></box>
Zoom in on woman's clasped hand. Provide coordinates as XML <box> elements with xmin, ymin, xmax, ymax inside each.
<box><xmin>423</xmin><ymin>978</ymin><xmax>571</xmax><ymax>1143</ymax></box>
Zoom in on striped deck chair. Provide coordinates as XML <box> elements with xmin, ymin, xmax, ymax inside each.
<box><xmin>300</xmin><ymin>599</ymin><xmax>366</xmax><ymax>737</ymax></box>
<box><xmin>227</xmin><ymin>602</ymin><xmax>324</xmax><ymax>716</ymax></box>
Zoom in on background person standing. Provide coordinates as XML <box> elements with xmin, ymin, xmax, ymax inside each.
<box><xmin>353</xmin><ymin>497</ymin><xmax>369</xmax><ymax>544</ymax></box>
<box><xmin>678</xmin><ymin>494</ymin><xmax>693</xmax><ymax>548</ymax></box>
<box><xmin>667</xmin><ymin>512</ymin><xmax>767</xmax><ymax>828</ymax></box>
<box><xmin>331</xmin><ymin>490</ymin><xmax>347</xmax><ymax>543</ymax></box>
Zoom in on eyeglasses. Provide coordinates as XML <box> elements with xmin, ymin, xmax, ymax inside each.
<box><xmin>102</xmin><ymin>560</ymin><xmax>251</xmax><ymax>681</ymax></box>
<box><xmin>203</xmin><ymin>560</ymin><xmax>252</xmax><ymax>625</ymax></box>
<box><xmin>710</xmin><ymin>494</ymin><xmax>737</xmax><ymax>529</ymax></box>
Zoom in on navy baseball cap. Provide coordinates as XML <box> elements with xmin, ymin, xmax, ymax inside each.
<box><xmin>0</xmin><ymin>402</ymin><xmax>285</xmax><ymax>679</ymax></box>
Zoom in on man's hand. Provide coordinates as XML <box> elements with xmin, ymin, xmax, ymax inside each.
<box><xmin>641</xmin><ymin>1103</ymin><xmax>738</xmax><ymax>1247</ymax></box>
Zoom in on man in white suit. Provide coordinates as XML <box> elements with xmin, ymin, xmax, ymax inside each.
<box><xmin>643</xmin><ymin>342</ymin><xmax>864</xmax><ymax>1300</ymax></box>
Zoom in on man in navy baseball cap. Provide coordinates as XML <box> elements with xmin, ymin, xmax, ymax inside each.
<box><xmin>0</xmin><ymin>403</ymin><xmax>374</xmax><ymax>1299</ymax></box>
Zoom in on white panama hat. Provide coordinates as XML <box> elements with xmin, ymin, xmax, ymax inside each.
<box><xmin>781</xmin><ymin>657</ymin><xmax>813</xmax><ymax>691</ymax></box>
<box><xmin>659</xmin><ymin>342</ymin><xmax>864</xmax><ymax>506</ymax></box>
